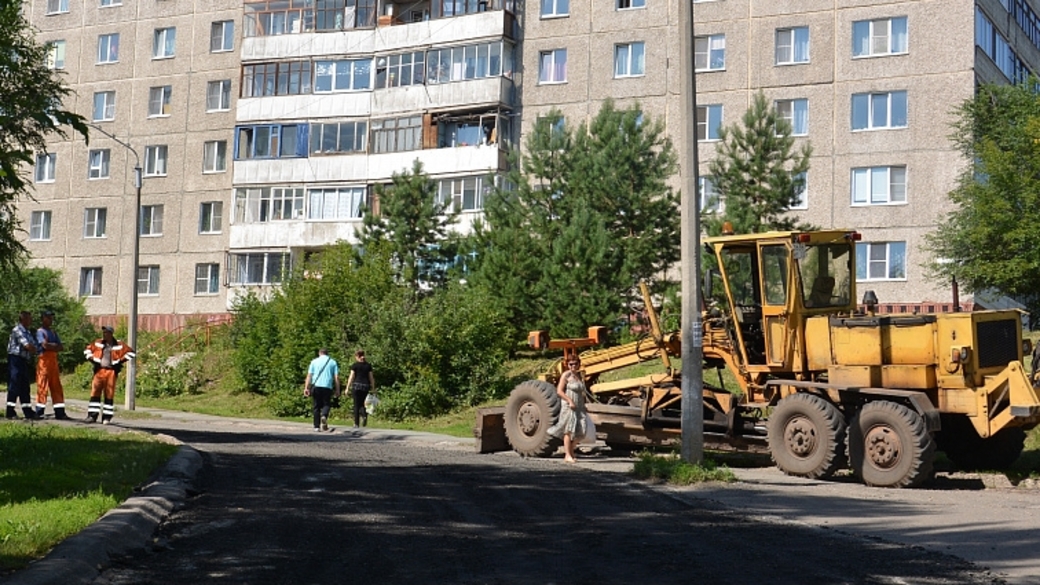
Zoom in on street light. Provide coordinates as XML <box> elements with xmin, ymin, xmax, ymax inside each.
<box><xmin>86</xmin><ymin>123</ymin><xmax>140</xmax><ymax>411</ymax></box>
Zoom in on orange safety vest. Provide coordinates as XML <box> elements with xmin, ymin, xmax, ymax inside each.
<box><xmin>83</xmin><ymin>339</ymin><xmax>136</xmax><ymax>370</ymax></box>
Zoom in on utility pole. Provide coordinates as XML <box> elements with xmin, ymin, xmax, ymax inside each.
<box><xmin>679</xmin><ymin>0</ymin><xmax>704</xmax><ymax>464</ymax></box>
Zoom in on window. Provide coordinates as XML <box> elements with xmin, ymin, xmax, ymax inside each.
<box><xmin>148</xmin><ymin>86</ymin><xmax>172</xmax><ymax>117</ymax></box>
<box><xmin>137</xmin><ymin>266</ymin><xmax>160</xmax><ymax>295</ymax></box>
<box><xmin>195</xmin><ymin>264</ymin><xmax>220</xmax><ymax>295</ymax></box>
<box><xmin>30</xmin><ymin>211</ymin><xmax>52</xmax><ymax>241</ymax></box>
<box><xmin>88</xmin><ymin>149</ymin><xmax>110</xmax><ymax>179</ymax></box>
<box><xmin>853</xmin><ymin>17</ymin><xmax>908</xmax><ymax>57</ymax></box>
<box><xmin>541</xmin><ymin>0</ymin><xmax>568</xmax><ymax>17</ymax></box>
<box><xmin>371</xmin><ymin>116</ymin><xmax>422</xmax><ymax>154</ymax></box>
<box><xmin>245</xmin><ymin>1</ymin><xmax>313</xmax><ymax>36</ymax></box>
<box><xmin>539</xmin><ymin>49</ymin><xmax>567</xmax><ymax>83</ymax></box>
<box><xmin>699</xmin><ymin>176</ymin><xmax>719</xmax><ymax>213</ymax></box>
<box><xmin>695</xmin><ymin>34</ymin><xmax>725</xmax><ymax>71</ymax></box>
<box><xmin>235</xmin><ymin>124</ymin><xmax>306</xmax><ymax>159</ymax></box>
<box><xmin>614</xmin><ymin>42</ymin><xmax>645</xmax><ymax>78</ymax></box>
<box><xmin>46</xmin><ymin>41</ymin><xmax>66</xmax><ymax>69</ymax></box>
<box><xmin>775</xmin><ymin>98</ymin><xmax>808</xmax><ymax>136</ymax></box>
<box><xmin>46</xmin><ymin>0</ymin><xmax>69</xmax><ymax>14</ymax></box>
<box><xmin>436</xmin><ymin>176</ymin><xmax>492</xmax><ymax>212</ymax></box>
<box><xmin>79</xmin><ymin>268</ymin><xmax>103</xmax><ymax>297</ymax></box>
<box><xmin>314</xmin><ymin>59</ymin><xmax>373</xmax><ymax>92</ymax></box>
<box><xmin>144</xmin><ymin>145</ymin><xmax>168</xmax><ymax>176</ymax></box>
<box><xmin>617</xmin><ymin>0</ymin><xmax>645</xmax><ymax>9</ymax></box>
<box><xmin>307</xmin><ymin>187</ymin><xmax>366</xmax><ymax>219</ymax></box>
<box><xmin>153</xmin><ymin>27</ymin><xmax>176</xmax><ymax>59</ymax></box>
<box><xmin>92</xmin><ymin>91</ymin><xmax>116</xmax><ymax>122</ymax></box>
<box><xmin>856</xmin><ymin>242</ymin><xmax>906</xmax><ymax>281</ymax></box>
<box><xmin>537</xmin><ymin>114</ymin><xmax>566</xmax><ymax>137</ymax></box>
<box><xmin>84</xmin><ymin>208</ymin><xmax>107</xmax><ymax>238</ymax></box>
<box><xmin>35</xmin><ymin>153</ymin><xmax>56</xmax><ymax>183</ymax></box>
<box><xmin>100</xmin><ymin>0</ymin><xmax>121</xmax><ymax>6</ymax></box>
<box><xmin>309</xmin><ymin>120</ymin><xmax>367</xmax><ymax>154</ymax></box>
<box><xmin>851</xmin><ymin>91</ymin><xmax>907</xmax><ymax>130</ymax></box>
<box><xmin>203</xmin><ymin>141</ymin><xmax>227</xmax><ymax>172</ymax></box>
<box><xmin>207</xmin><ymin>80</ymin><xmax>232</xmax><ymax>111</ymax></box>
<box><xmin>376</xmin><ymin>52</ymin><xmax>426</xmax><ymax>88</ymax></box>
<box><xmin>229</xmin><ymin>252</ymin><xmax>289</xmax><ymax>285</ymax></box>
<box><xmin>242</xmin><ymin>62</ymin><xmax>312</xmax><ymax>97</ymax></box>
<box><xmin>210</xmin><ymin>21</ymin><xmax>234</xmax><ymax>52</ymax></box>
<box><xmin>141</xmin><ymin>205</ymin><xmax>163</xmax><ymax>236</ymax></box>
<box><xmin>791</xmin><ymin>172</ymin><xmax>808</xmax><ymax>209</ymax></box>
<box><xmin>233</xmin><ymin>187</ymin><xmax>306</xmax><ymax>223</ymax></box>
<box><xmin>199</xmin><ymin>202</ymin><xmax>223</xmax><ymax>234</ymax></box>
<box><xmin>97</xmin><ymin>33</ymin><xmax>119</xmax><ymax>64</ymax></box>
<box><xmin>426</xmin><ymin>42</ymin><xmax>510</xmax><ymax>85</ymax></box>
<box><xmin>851</xmin><ymin>166</ymin><xmax>906</xmax><ymax>205</ymax></box>
<box><xmin>697</xmin><ymin>105</ymin><xmax>723</xmax><ymax>141</ymax></box>
<box><xmin>776</xmin><ymin>27</ymin><xmax>810</xmax><ymax>64</ymax></box>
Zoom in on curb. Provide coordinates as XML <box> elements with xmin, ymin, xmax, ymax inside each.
<box><xmin>3</xmin><ymin>445</ymin><xmax>203</xmax><ymax>585</ymax></box>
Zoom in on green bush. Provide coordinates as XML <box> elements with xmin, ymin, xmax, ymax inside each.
<box><xmin>631</xmin><ymin>450</ymin><xmax>737</xmax><ymax>485</ymax></box>
<box><xmin>135</xmin><ymin>351</ymin><xmax>205</xmax><ymax>398</ymax></box>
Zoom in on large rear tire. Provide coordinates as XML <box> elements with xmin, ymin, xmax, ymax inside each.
<box><xmin>767</xmin><ymin>393</ymin><xmax>848</xmax><ymax>479</ymax></box>
<box><xmin>504</xmin><ymin>380</ymin><xmax>561</xmax><ymax>457</ymax></box>
<box><xmin>936</xmin><ymin>415</ymin><xmax>1026</xmax><ymax>471</ymax></box>
<box><xmin>849</xmin><ymin>401</ymin><xmax>935</xmax><ymax>488</ymax></box>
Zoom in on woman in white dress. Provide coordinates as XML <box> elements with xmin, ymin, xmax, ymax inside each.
<box><xmin>547</xmin><ymin>356</ymin><xmax>587</xmax><ymax>463</ymax></box>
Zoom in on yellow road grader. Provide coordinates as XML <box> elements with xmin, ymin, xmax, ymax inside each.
<box><xmin>485</xmin><ymin>229</ymin><xmax>1040</xmax><ymax>488</ymax></box>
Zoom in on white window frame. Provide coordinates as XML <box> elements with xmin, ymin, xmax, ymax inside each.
<box><xmin>35</xmin><ymin>153</ymin><xmax>57</xmax><ymax>183</ymax></box>
<box><xmin>203</xmin><ymin>140</ymin><xmax>227</xmax><ymax>173</ymax></box>
<box><xmin>775</xmin><ymin>98</ymin><xmax>809</xmax><ymax>136</ymax></box>
<box><xmin>695</xmin><ymin>34</ymin><xmax>725</xmax><ymax>71</ymax></box>
<box><xmin>46</xmin><ymin>40</ymin><xmax>66</xmax><ymax>69</ymax></box>
<box><xmin>853</xmin><ymin>16</ymin><xmax>908</xmax><ymax>58</ymax></box>
<box><xmin>538</xmin><ymin>49</ymin><xmax>567</xmax><ymax>84</ymax></box>
<box><xmin>46</xmin><ymin>0</ymin><xmax>69</xmax><ymax>15</ymax></box>
<box><xmin>313</xmin><ymin>59</ymin><xmax>373</xmax><ymax>92</ymax></box>
<box><xmin>199</xmin><ymin>202</ymin><xmax>223</xmax><ymax>234</ymax></box>
<box><xmin>210</xmin><ymin>21</ymin><xmax>235</xmax><ymax>53</ymax></box>
<box><xmin>141</xmin><ymin>205</ymin><xmax>164</xmax><ymax>236</ymax></box>
<box><xmin>100</xmin><ymin>0</ymin><xmax>122</xmax><ymax>7</ymax></box>
<box><xmin>79</xmin><ymin>267</ymin><xmax>103</xmax><ymax>297</ymax></box>
<box><xmin>137</xmin><ymin>265</ymin><xmax>161</xmax><ymax>296</ymax></box>
<box><xmin>30</xmin><ymin>211</ymin><xmax>52</xmax><ymax>241</ymax></box>
<box><xmin>229</xmin><ymin>252</ymin><xmax>290</xmax><ymax>285</ymax></box>
<box><xmin>148</xmin><ymin>86</ymin><xmax>173</xmax><ymax>118</ymax></box>
<box><xmin>97</xmin><ymin>33</ymin><xmax>119</xmax><ymax>64</ymax></box>
<box><xmin>144</xmin><ymin>145</ymin><xmax>168</xmax><ymax>177</ymax></box>
<box><xmin>776</xmin><ymin>26</ymin><xmax>810</xmax><ymax>65</ymax></box>
<box><xmin>856</xmin><ymin>242</ymin><xmax>907</xmax><ymax>281</ymax></box>
<box><xmin>697</xmin><ymin>104</ymin><xmax>723</xmax><ymax>141</ymax></box>
<box><xmin>233</xmin><ymin>187</ymin><xmax>306</xmax><ymax>223</ymax></box>
<box><xmin>307</xmin><ymin>187</ymin><xmax>367</xmax><ymax>220</ymax></box>
<box><xmin>614</xmin><ymin>42</ymin><xmax>646</xmax><ymax>78</ymax></box>
<box><xmin>699</xmin><ymin>176</ymin><xmax>720</xmax><ymax>213</ymax></box>
<box><xmin>851</xmin><ymin>166</ymin><xmax>907</xmax><ymax>206</ymax></box>
<box><xmin>851</xmin><ymin>91</ymin><xmax>907</xmax><ymax>131</ymax></box>
<box><xmin>791</xmin><ymin>171</ymin><xmax>808</xmax><ymax>210</ymax></box>
<box><xmin>436</xmin><ymin>176</ymin><xmax>492</xmax><ymax>212</ymax></box>
<box><xmin>195</xmin><ymin>263</ymin><xmax>221</xmax><ymax>295</ymax></box>
<box><xmin>540</xmin><ymin>0</ymin><xmax>568</xmax><ymax>18</ymax></box>
<box><xmin>84</xmin><ymin>208</ymin><xmax>107</xmax><ymax>238</ymax></box>
<box><xmin>92</xmin><ymin>91</ymin><xmax>116</xmax><ymax>122</ymax></box>
<box><xmin>206</xmin><ymin>80</ymin><xmax>231</xmax><ymax>112</ymax></box>
<box><xmin>88</xmin><ymin>149</ymin><xmax>111</xmax><ymax>180</ymax></box>
<box><xmin>617</xmin><ymin>0</ymin><xmax>645</xmax><ymax>9</ymax></box>
<box><xmin>153</xmin><ymin>27</ymin><xmax>176</xmax><ymax>59</ymax></box>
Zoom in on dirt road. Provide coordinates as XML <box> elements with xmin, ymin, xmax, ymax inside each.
<box><xmin>88</xmin><ymin>412</ymin><xmax>1003</xmax><ymax>585</ymax></box>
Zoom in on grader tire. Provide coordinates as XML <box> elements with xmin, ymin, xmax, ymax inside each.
<box><xmin>504</xmin><ymin>380</ymin><xmax>562</xmax><ymax>457</ymax></box>
<box><xmin>767</xmin><ymin>393</ymin><xmax>848</xmax><ymax>479</ymax></box>
<box><xmin>936</xmin><ymin>415</ymin><xmax>1026</xmax><ymax>471</ymax></box>
<box><xmin>849</xmin><ymin>401</ymin><xmax>935</xmax><ymax>488</ymax></box>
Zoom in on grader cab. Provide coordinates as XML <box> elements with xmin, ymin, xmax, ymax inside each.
<box><xmin>493</xmin><ymin>229</ymin><xmax>1040</xmax><ymax>488</ymax></box>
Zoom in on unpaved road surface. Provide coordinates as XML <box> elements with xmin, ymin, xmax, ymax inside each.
<box><xmin>87</xmin><ymin>412</ymin><xmax>1008</xmax><ymax>585</ymax></box>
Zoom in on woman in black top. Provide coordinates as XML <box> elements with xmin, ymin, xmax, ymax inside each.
<box><xmin>345</xmin><ymin>350</ymin><xmax>375</xmax><ymax>428</ymax></box>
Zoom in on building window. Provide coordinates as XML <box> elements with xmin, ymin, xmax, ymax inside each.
<box><xmin>46</xmin><ymin>40</ymin><xmax>66</xmax><ymax>69</ymax></box>
<box><xmin>210</xmin><ymin>21</ymin><xmax>235</xmax><ymax>52</ymax></box>
<box><xmin>47</xmin><ymin>0</ymin><xmax>69</xmax><ymax>14</ymax></box>
<box><xmin>235</xmin><ymin>124</ymin><xmax>305</xmax><ymax>159</ymax></box>
<box><xmin>614</xmin><ymin>42</ymin><xmax>645</xmax><ymax>78</ymax></box>
<box><xmin>541</xmin><ymin>0</ymin><xmax>568</xmax><ymax>17</ymax></box>
<box><xmin>229</xmin><ymin>252</ymin><xmax>289</xmax><ymax>285</ymax></box>
<box><xmin>141</xmin><ymin>205</ymin><xmax>163</xmax><ymax>236</ymax></box>
<box><xmin>308</xmin><ymin>187</ymin><xmax>366</xmax><ymax>220</ymax></box>
<box><xmin>851</xmin><ymin>166</ymin><xmax>906</xmax><ymax>205</ymax></box>
<box><xmin>856</xmin><ymin>242</ymin><xmax>906</xmax><ymax>281</ymax></box>
<box><xmin>144</xmin><ymin>145</ymin><xmax>168</xmax><ymax>177</ymax></box>
<box><xmin>695</xmin><ymin>34</ymin><xmax>725</xmax><ymax>71</ymax></box>
<box><xmin>436</xmin><ymin>176</ymin><xmax>492</xmax><ymax>212</ymax></box>
<box><xmin>79</xmin><ymin>268</ymin><xmax>103</xmax><ymax>297</ymax></box>
<box><xmin>203</xmin><ymin>141</ymin><xmax>228</xmax><ymax>173</ymax></box>
<box><xmin>195</xmin><ymin>264</ymin><xmax>220</xmax><ymax>295</ymax></box>
<box><xmin>697</xmin><ymin>104</ymin><xmax>723</xmax><ymax>141</ymax></box>
<box><xmin>153</xmin><ymin>27</ymin><xmax>176</xmax><ymax>59</ymax></box>
<box><xmin>775</xmin><ymin>98</ymin><xmax>808</xmax><ymax>136</ymax></box>
<box><xmin>776</xmin><ymin>26</ymin><xmax>810</xmax><ymax>64</ymax></box>
<box><xmin>148</xmin><ymin>86</ymin><xmax>173</xmax><ymax>117</ymax></box>
<box><xmin>84</xmin><ymin>208</ymin><xmax>107</xmax><ymax>238</ymax></box>
<box><xmin>97</xmin><ymin>33</ymin><xmax>119</xmax><ymax>64</ymax></box>
<box><xmin>538</xmin><ymin>49</ymin><xmax>567</xmax><ymax>83</ymax></box>
<box><xmin>137</xmin><ymin>266</ymin><xmax>160</xmax><ymax>295</ymax></box>
<box><xmin>309</xmin><ymin>120</ymin><xmax>367</xmax><ymax>154</ymax></box>
<box><xmin>371</xmin><ymin>116</ymin><xmax>422</xmax><ymax>154</ymax></box>
<box><xmin>853</xmin><ymin>16</ymin><xmax>908</xmax><ymax>57</ymax></box>
<box><xmin>199</xmin><ymin>202</ymin><xmax>223</xmax><ymax>234</ymax></box>
<box><xmin>100</xmin><ymin>0</ymin><xmax>121</xmax><ymax>6</ymax></box>
<box><xmin>35</xmin><ymin>153</ymin><xmax>57</xmax><ymax>183</ymax></box>
<box><xmin>88</xmin><ymin>149</ymin><xmax>110</xmax><ymax>179</ymax></box>
<box><xmin>92</xmin><ymin>91</ymin><xmax>116</xmax><ymax>122</ymax></box>
<box><xmin>617</xmin><ymin>0</ymin><xmax>645</xmax><ymax>9</ymax></box>
<box><xmin>426</xmin><ymin>41</ymin><xmax>511</xmax><ymax>85</ymax></box>
<box><xmin>376</xmin><ymin>52</ymin><xmax>426</xmax><ymax>88</ymax></box>
<box><xmin>314</xmin><ymin>59</ymin><xmax>373</xmax><ymax>92</ymax></box>
<box><xmin>207</xmin><ymin>80</ymin><xmax>232</xmax><ymax>111</ymax></box>
<box><xmin>242</xmin><ymin>62</ymin><xmax>313</xmax><ymax>97</ymax></box>
<box><xmin>30</xmin><ymin>211</ymin><xmax>52</xmax><ymax>241</ymax></box>
<box><xmin>234</xmin><ymin>187</ymin><xmax>306</xmax><ymax>223</ymax></box>
<box><xmin>791</xmin><ymin>172</ymin><xmax>808</xmax><ymax>209</ymax></box>
<box><xmin>851</xmin><ymin>91</ymin><xmax>907</xmax><ymax>130</ymax></box>
<box><xmin>699</xmin><ymin>176</ymin><xmax>719</xmax><ymax>213</ymax></box>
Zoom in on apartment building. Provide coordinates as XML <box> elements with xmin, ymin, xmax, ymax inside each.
<box><xmin>19</xmin><ymin>0</ymin><xmax>1040</xmax><ymax>325</ymax></box>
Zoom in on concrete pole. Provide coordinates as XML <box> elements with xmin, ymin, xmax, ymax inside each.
<box><xmin>126</xmin><ymin>166</ymin><xmax>141</xmax><ymax>411</ymax></box>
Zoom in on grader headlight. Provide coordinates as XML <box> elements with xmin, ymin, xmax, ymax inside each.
<box><xmin>950</xmin><ymin>346</ymin><xmax>971</xmax><ymax>364</ymax></box>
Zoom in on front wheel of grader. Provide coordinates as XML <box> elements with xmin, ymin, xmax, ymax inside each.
<box><xmin>503</xmin><ymin>380</ymin><xmax>562</xmax><ymax>457</ymax></box>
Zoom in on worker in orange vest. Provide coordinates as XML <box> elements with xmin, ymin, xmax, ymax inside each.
<box><xmin>83</xmin><ymin>326</ymin><xmax>135</xmax><ymax>424</ymax></box>
<box><xmin>35</xmin><ymin>310</ymin><xmax>68</xmax><ymax>419</ymax></box>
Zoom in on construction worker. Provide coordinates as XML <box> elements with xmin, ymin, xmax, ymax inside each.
<box><xmin>6</xmin><ymin>311</ymin><xmax>39</xmax><ymax>419</ymax></box>
<box><xmin>83</xmin><ymin>326</ymin><xmax>135</xmax><ymax>424</ymax></box>
<box><xmin>35</xmin><ymin>310</ymin><xmax>68</xmax><ymax>419</ymax></box>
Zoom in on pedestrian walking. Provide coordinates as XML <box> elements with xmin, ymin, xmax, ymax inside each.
<box><xmin>304</xmin><ymin>348</ymin><xmax>340</xmax><ymax>432</ymax></box>
<box><xmin>35</xmin><ymin>310</ymin><xmax>68</xmax><ymax>419</ymax></box>
<box><xmin>345</xmin><ymin>350</ymin><xmax>375</xmax><ymax>429</ymax></box>
<box><xmin>83</xmin><ymin>326</ymin><xmax>135</xmax><ymax>424</ymax></box>
<box><xmin>6</xmin><ymin>311</ymin><xmax>39</xmax><ymax>420</ymax></box>
<box><xmin>547</xmin><ymin>356</ymin><xmax>587</xmax><ymax>463</ymax></box>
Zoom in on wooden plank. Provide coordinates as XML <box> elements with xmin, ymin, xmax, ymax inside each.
<box><xmin>474</xmin><ymin>407</ymin><xmax>510</xmax><ymax>453</ymax></box>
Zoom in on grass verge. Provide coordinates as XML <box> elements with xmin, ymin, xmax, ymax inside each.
<box><xmin>631</xmin><ymin>450</ymin><xmax>737</xmax><ymax>485</ymax></box>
